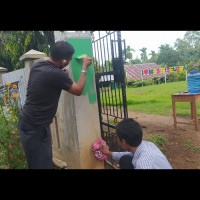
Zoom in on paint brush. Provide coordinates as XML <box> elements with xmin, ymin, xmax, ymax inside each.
<box><xmin>76</xmin><ymin>54</ymin><xmax>93</xmax><ymax>61</ymax></box>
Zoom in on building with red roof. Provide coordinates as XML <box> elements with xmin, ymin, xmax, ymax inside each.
<box><xmin>124</xmin><ymin>63</ymin><xmax>166</xmax><ymax>80</ymax></box>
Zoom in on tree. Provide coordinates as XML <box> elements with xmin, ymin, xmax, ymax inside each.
<box><xmin>122</xmin><ymin>45</ymin><xmax>135</xmax><ymax>64</ymax></box>
<box><xmin>130</xmin><ymin>57</ymin><xmax>142</xmax><ymax>64</ymax></box>
<box><xmin>174</xmin><ymin>31</ymin><xmax>200</xmax><ymax>66</ymax></box>
<box><xmin>156</xmin><ymin>44</ymin><xmax>183</xmax><ymax>66</ymax></box>
<box><xmin>149</xmin><ymin>50</ymin><xmax>158</xmax><ymax>63</ymax></box>
<box><xmin>0</xmin><ymin>31</ymin><xmax>54</xmax><ymax>72</ymax></box>
<box><xmin>140</xmin><ymin>47</ymin><xmax>148</xmax><ymax>63</ymax></box>
<box><xmin>184</xmin><ymin>31</ymin><xmax>200</xmax><ymax>48</ymax></box>
<box><xmin>93</xmin><ymin>57</ymin><xmax>101</xmax><ymax>73</ymax></box>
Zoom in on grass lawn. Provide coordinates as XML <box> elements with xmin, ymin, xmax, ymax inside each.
<box><xmin>126</xmin><ymin>81</ymin><xmax>200</xmax><ymax>116</ymax></box>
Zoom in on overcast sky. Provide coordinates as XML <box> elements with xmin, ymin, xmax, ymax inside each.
<box><xmin>121</xmin><ymin>31</ymin><xmax>187</xmax><ymax>59</ymax></box>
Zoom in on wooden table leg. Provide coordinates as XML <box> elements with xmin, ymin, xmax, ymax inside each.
<box><xmin>192</xmin><ymin>97</ymin><xmax>198</xmax><ymax>131</ymax></box>
<box><xmin>172</xmin><ymin>97</ymin><xmax>177</xmax><ymax>128</ymax></box>
<box><xmin>191</xmin><ymin>102</ymin><xmax>194</xmax><ymax>119</ymax></box>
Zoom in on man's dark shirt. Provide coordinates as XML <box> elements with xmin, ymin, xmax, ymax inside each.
<box><xmin>22</xmin><ymin>59</ymin><xmax>73</xmax><ymax>126</ymax></box>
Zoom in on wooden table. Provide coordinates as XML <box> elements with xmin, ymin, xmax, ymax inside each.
<box><xmin>172</xmin><ymin>92</ymin><xmax>200</xmax><ymax>131</ymax></box>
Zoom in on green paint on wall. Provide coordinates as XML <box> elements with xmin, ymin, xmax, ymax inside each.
<box><xmin>67</xmin><ymin>38</ymin><xmax>97</xmax><ymax>104</ymax></box>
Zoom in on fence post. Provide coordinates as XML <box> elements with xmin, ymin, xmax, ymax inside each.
<box><xmin>0</xmin><ymin>67</ymin><xmax>8</xmax><ymax>86</ymax></box>
<box><xmin>19</xmin><ymin>49</ymin><xmax>47</xmax><ymax>82</ymax></box>
<box><xmin>53</xmin><ymin>31</ymin><xmax>104</xmax><ymax>169</ymax></box>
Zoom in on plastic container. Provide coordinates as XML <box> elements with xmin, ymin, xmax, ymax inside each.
<box><xmin>187</xmin><ymin>70</ymin><xmax>200</xmax><ymax>94</ymax></box>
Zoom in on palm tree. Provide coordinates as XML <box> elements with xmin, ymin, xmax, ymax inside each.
<box><xmin>140</xmin><ymin>47</ymin><xmax>148</xmax><ymax>63</ymax></box>
<box><xmin>123</xmin><ymin>45</ymin><xmax>135</xmax><ymax>64</ymax></box>
<box><xmin>149</xmin><ymin>50</ymin><xmax>157</xmax><ymax>63</ymax></box>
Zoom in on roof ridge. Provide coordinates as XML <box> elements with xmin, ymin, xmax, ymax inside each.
<box><xmin>124</xmin><ymin>63</ymin><xmax>158</xmax><ymax>66</ymax></box>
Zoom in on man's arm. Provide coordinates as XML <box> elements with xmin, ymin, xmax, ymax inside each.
<box><xmin>100</xmin><ymin>144</ymin><xmax>133</xmax><ymax>161</ymax></box>
<box><xmin>67</xmin><ymin>57</ymin><xmax>92</xmax><ymax>96</ymax></box>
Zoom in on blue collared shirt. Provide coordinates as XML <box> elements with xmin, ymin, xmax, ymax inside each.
<box><xmin>112</xmin><ymin>140</ymin><xmax>172</xmax><ymax>169</ymax></box>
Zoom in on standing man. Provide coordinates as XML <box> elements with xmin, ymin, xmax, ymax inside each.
<box><xmin>18</xmin><ymin>41</ymin><xmax>92</xmax><ymax>169</ymax></box>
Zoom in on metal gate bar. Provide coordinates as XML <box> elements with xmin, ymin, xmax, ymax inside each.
<box><xmin>92</xmin><ymin>31</ymin><xmax>128</xmax><ymax>169</ymax></box>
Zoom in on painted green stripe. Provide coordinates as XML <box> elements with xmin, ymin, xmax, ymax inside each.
<box><xmin>67</xmin><ymin>38</ymin><xmax>96</xmax><ymax>104</ymax></box>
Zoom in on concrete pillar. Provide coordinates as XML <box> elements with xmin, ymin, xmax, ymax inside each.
<box><xmin>0</xmin><ymin>67</ymin><xmax>8</xmax><ymax>86</ymax></box>
<box><xmin>54</xmin><ymin>31</ymin><xmax>104</xmax><ymax>169</ymax></box>
<box><xmin>19</xmin><ymin>49</ymin><xmax>47</xmax><ymax>81</ymax></box>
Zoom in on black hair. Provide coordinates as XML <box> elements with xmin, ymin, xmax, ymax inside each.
<box><xmin>50</xmin><ymin>41</ymin><xmax>75</xmax><ymax>61</ymax></box>
<box><xmin>116</xmin><ymin>118</ymin><xmax>143</xmax><ymax>147</ymax></box>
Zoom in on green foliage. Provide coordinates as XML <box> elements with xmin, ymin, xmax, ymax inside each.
<box><xmin>132</xmin><ymin>80</ymin><xmax>145</xmax><ymax>88</ymax></box>
<box><xmin>144</xmin><ymin>78</ymin><xmax>154</xmax><ymax>86</ymax></box>
<box><xmin>185</xmin><ymin>140</ymin><xmax>200</xmax><ymax>153</ymax></box>
<box><xmin>177</xmin><ymin>71</ymin><xmax>186</xmax><ymax>81</ymax></box>
<box><xmin>149</xmin><ymin>50</ymin><xmax>158</xmax><ymax>63</ymax></box>
<box><xmin>93</xmin><ymin>57</ymin><xmax>101</xmax><ymax>73</ymax></box>
<box><xmin>0</xmin><ymin>83</ymin><xmax>28</xmax><ymax>169</ymax></box>
<box><xmin>0</xmin><ymin>31</ymin><xmax>54</xmax><ymax>72</ymax></box>
<box><xmin>127</xmin><ymin>78</ymin><xmax>135</xmax><ymax>86</ymax></box>
<box><xmin>166</xmin><ymin>71</ymin><xmax>186</xmax><ymax>82</ymax></box>
<box><xmin>157</xmin><ymin>44</ymin><xmax>184</xmax><ymax>66</ymax></box>
<box><xmin>130</xmin><ymin>57</ymin><xmax>142</xmax><ymax>64</ymax></box>
<box><xmin>127</xmin><ymin>77</ymin><xmax>158</xmax><ymax>88</ymax></box>
<box><xmin>122</xmin><ymin>45</ymin><xmax>135</xmax><ymax>62</ymax></box>
<box><xmin>152</xmin><ymin>77</ymin><xmax>160</xmax><ymax>84</ymax></box>
<box><xmin>140</xmin><ymin>47</ymin><xmax>148</xmax><ymax>63</ymax></box>
<box><xmin>146</xmin><ymin>134</ymin><xmax>167</xmax><ymax>152</ymax></box>
<box><xmin>166</xmin><ymin>72</ymin><xmax>178</xmax><ymax>82</ymax></box>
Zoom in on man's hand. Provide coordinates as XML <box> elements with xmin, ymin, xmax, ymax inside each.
<box><xmin>62</xmin><ymin>67</ymin><xmax>68</xmax><ymax>74</ymax></box>
<box><xmin>100</xmin><ymin>144</ymin><xmax>112</xmax><ymax>156</ymax></box>
<box><xmin>82</xmin><ymin>57</ymin><xmax>92</xmax><ymax>70</ymax></box>
<box><xmin>66</xmin><ymin>56</ymin><xmax>92</xmax><ymax>96</ymax></box>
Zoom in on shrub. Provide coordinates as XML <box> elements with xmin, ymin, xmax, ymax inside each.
<box><xmin>0</xmin><ymin>82</ymin><xmax>27</xmax><ymax>169</ymax></box>
<box><xmin>177</xmin><ymin>71</ymin><xmax>186</xmax><ymax>81</ymax></box>
<box><xmin>144</xmin><ymin>78</ymin><xmax>154</xmax><ymax>86</ymax></box>
<box><xmin>166</xmin><ymin>72</ymin><xmax>178</xmax><ymax>82</ymax></box>
<box><xmin>127</xmin><ymin>78</ymin><xmax>135</xmax><ymax>87</ymax></box>
<box><xmin>133</xmin><ymin>80</ymin><xmax>145</xmax><ymax>88</ymax></box>
<box><xmin>152</xmin><ymin>77</ymin><xmax>161</xmax><ymax>85</ymax></box>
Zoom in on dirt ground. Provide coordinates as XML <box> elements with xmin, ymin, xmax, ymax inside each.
<box><xmin>127</xmin><ymin>110</ymin><xmax>200</xmax><ymax>169</ymax></box>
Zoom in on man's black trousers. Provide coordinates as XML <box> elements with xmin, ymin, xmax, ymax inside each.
<box><xmin>18</xmin><ymin>117</ymin><xmax>53</xmax><ymax>169</ymax></box>
<box><xmin>119</xmin><ymin>155</ymin><xmax>134</xmax><ymax>169</ymax></box>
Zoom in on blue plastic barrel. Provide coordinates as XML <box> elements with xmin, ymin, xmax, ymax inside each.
<box><xmin>187</xmin><ymin>70</ymin><xmax>200</xmax><ymax>94</ymax></box>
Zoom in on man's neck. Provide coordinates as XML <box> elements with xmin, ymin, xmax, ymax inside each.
<box><xmin>129</xmin><ymin>141</ymin><xmax>143</xmax><ymax>154</ymax></box>
<box><xmin>129</xmin><ymin>146</ymin><xmax>137</xmax><ymax>154</ymax></box>
<box><xmin>47</xmin><ymin>57</ymin><xmax>60</xmax><ymax>68</ymax></box>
